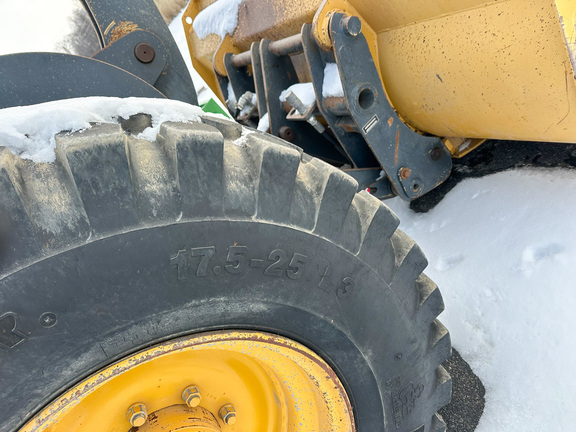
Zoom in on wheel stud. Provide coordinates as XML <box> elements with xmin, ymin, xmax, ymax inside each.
<box><xmin>127</xmin><ymin>403</ymin><xmax>148</xmax><ymax>427</ymax></box>
<box><xmin>219</xmin><ymin>404</ymin><xmax>237</xmax><ymax>425</ymax></box>
<box><xmin>182</xmin><ymin>385</ymin><xmax>202</xmax><ymax>407</ymax></box>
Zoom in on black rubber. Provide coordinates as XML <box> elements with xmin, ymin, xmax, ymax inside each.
<box><xmin>0</xmin><ymin>114</ymin><xmax>451</xmax><ymax>432</ymax></box>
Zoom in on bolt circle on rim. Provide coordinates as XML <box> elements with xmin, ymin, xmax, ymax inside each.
<box><xmin>18</xmin><ymin>331</ymin><xmax>355</xmax><ymax>432</ymax></box>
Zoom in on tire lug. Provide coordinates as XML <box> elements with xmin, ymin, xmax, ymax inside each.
<box><xmin>182</xmin><ymin>385</ymin><xmax>202</xmax><ymax>407</ymax></box>
<box><xmin>127</xmin><ymin>403</ymin><xmax>148</xmax><ymax>427</ymax></box>
<box><xmin>219</xmin><ymin>404</ymin><xmax>237</xmax><ymax>425</ymax></box>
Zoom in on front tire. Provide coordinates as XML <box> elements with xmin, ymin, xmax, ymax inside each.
<box><xmin>0</xmin><ymin>114</ymin><xmax>451</xmax><ymax>432</ymax></box>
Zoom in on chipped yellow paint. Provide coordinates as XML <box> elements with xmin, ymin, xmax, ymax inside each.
<box><xmin>19</xmin><ymin>331</ymin><xmax>354</xmax><ymax>432</ymax></box>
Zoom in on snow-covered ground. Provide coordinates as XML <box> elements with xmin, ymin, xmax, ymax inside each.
<box><xmin>2</xmin><ymin>1</ymin><xmax>576</xmax><ymax>430</ymax></box>
<box><xmin>386</xmin><ymin>170</ymin><xmax>576</xmax><ymax>431</ymax></box>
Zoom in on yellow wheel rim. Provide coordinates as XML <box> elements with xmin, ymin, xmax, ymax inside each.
<box><xmin>20</xmin><ymin>331</ymin><xmax>355</xmax><ymax>432</ymax></box>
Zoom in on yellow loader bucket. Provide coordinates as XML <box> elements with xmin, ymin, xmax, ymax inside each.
<box><xmin>185</xmin><ymin>0</ymin><xmax>576</xmax><ymax>144</ymax></box>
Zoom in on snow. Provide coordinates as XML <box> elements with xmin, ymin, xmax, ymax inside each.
<box><xmin>279</xmin><ymin>83</ymin><xmax>317</xmax><ymax>109</ymax></box>
<box><xmin>385</xmin><ymin>168</ymin><xmax>576</xmax><ymax>431</ymax></box>
<box><xmin>233</xmin><ymin>127</ymin><xmax>253</xmax><ymax>147</ymax></box>
<box><xmin>227</xmin><ymin>81</ymin><xmax>237</xmax><ymax>104</ymax></box>
<box><xmin>192</xmin><ymin>0</ymin><xmax>244</xmax><ymax>39</ymax></box>
<box><xmin>257</xmin><ymin>112</ymin><xmax>270</xmax><ymax>132</ymax></box>
<box><xmin>0</xmin><ymin>97</ymin><xmax>203</xmax><ymax>163</ymax></box>
<box><xmin>323</xmin><ymin>63</ymin><xmax>344</xmax><ymax>98</ymax></box>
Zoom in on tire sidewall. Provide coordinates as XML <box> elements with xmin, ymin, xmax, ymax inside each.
<box><xmin>1</xmin><ymin>219</ymin><xmax>427</xmax><ymax>432</ymax></box>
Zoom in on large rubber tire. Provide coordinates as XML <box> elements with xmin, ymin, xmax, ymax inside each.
<box><xmin>0</xmin><ymin>115</ymin><xmax>451</xmax><ymax>432</ymax></box>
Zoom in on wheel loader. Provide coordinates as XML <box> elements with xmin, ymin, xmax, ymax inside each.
<box><xmin>0</xmin><ymin>0</ymin><xmax>573</xmax><ymax>431</ymax></box>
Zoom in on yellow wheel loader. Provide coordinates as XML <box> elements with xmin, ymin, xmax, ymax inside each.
<box><xmin>0</xmin><ymin>0</ymin><xmax>573</xmax><ymax>431</ymax></box>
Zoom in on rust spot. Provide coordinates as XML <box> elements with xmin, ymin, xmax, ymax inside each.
<box><xmin>388</xmin><ymin>117</ymin><xmax>393</xmax><ymax>127</ymax></box>
<box><xmin>109</xmin><ymin>21</ymin><xmax>140</xmax><ymax>43</ymax></box>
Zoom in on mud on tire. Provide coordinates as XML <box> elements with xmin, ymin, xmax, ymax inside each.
<box><xmin>0</xmin><ymin>114</ymin><xmax>451</xmax><ymax>432</ymax></box>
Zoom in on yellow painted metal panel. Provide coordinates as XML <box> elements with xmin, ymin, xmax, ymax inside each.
<box><xmin>375</xmin><ymin>0</ymin><xmax>576</xmax><ymax>142</ymax></box>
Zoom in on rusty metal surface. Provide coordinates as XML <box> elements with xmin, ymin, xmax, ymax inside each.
<box><xmin>233</xmin><ymin>0</ymin><xmax>321</xmax><ymax>51</ymax></box>
<box><xmin>232</xmin><ymin>33</ymin><xmax>303</xmax><ymax>68</ymax></box>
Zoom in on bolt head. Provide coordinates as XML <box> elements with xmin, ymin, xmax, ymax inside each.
<box><xmin>399</xmin><ymin>167</ymin><xmax>412</xmax><ymax>180</ymax></box>
<box><xmin>430</xmin><ymin>147</ymin><xmax>443</xmax><ymax>161</ymax></box>
<box><xmin>182</xmin><ymin>385</ymin><xmax>202</xmax><ymax>408</ymax></box>
<box><xmin>127</xmin><ymin>403</ymin><xmax>148</xmax><ymax>427</ymax></box>
<box><xmin>342</xmin><ymin>16</ymin><xmax>362</xmax><ymax>37</ymax></box>
<box><xmin>278</xmin><ymin>126</ymin><xmax>295</xmax><ymax>142</ymax></box>
<box><xmin>134</xmin><ymin>42</ymin><xmax>155</xmax><ymax>64</ymax></box>
<box><xmin>219</xmin><ymin>404</ymin><xmax>237</xmax><ymax>425</ymax></box>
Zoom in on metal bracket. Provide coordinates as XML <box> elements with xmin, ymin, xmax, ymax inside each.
<box><xmin>0</xmin><ymin>53</ymin><xmax>165</xmax><ymax>109</ymax></box>
<box><xmin>258</xmin><ymin>39</ymin><xmax>348</xmax><ymax>164</ymax></box>
<box><xmin>93</xmin><ymin>30</ymin><xmax>168</xmax><ymax>86</ymax></box>
<box><xmin>329</xmin><ymin>13</ymin><xmax>452</xmax><ymax>200</ymax></box>
<box><xmin>80</xmin><ymin>0</ymin><xmax>197</xmax><ymax>104</ymax></box>
<box><xmin>301</xmin><ymin>24</ymin><xmax>378</xmax><ymax>169</ymax></box>
<box><xmin>0</xmin><ymin>0</ymin><xmax>197</xmax><ymax>109</ymax></box>
<box><xmin>224</xmin><ymin>53</ymin><xmax>255</xmax><ymax>103</ymax></box>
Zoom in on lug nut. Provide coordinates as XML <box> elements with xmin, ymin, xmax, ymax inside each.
<box><xmin>182</xmin><ymin>385</ymin><xmax>202</xmax><ymax>408</ymax></box>
<box><xmin>342</xmin><ymin>16</ymin><xmax>362</xmax><ymax>37</ymax></box>
<box><xmin>219</xmin><ymin>404</ymin><xmax>237</xmax><ymax>425</ymax></box>
<box><xmin>127</xmin><ymin>403</ymin><xmax>148</xmax><ymax>427</ymax></box>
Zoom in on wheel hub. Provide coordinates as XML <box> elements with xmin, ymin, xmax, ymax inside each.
<box><xmin>19</xmin><ymin>331</ymin><xmax>355</xmax><ymax>432</ymax></box>
<box><xmin>138</xmin><ymin>405</ymin><xmax>221</xmax><ymax>432</ymax></box>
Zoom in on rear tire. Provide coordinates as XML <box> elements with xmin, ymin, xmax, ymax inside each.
<box><xmin>0</xmin><ymin>114</ymin><xmax>451</xmax><ymax>432</ymax></box>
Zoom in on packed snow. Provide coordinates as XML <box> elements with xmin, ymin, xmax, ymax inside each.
<box><xmin>227</xmin><ymin>80</ymin><xmax>237</xmax><ymax>104</ymax></box>
<box><xmin>323</xmin><ymin>63</ymin><xmax>345</xmax><ymax>98</ymax></box>
<box><xmin>0</xmin><ymin>97</ymin><xmax>203</xmax><ymax>163</ymax></box>
<box><xmin>2</xmin><ymin>2</ymin><xmax>576</xmax><ymax>431</ymax></box>
<box><xmin>386</xmin><ymin>169</ymin><xmax>576</xmax><ymax>431</ymax></box>
<box><xmin>257</xmin><ymin>112</ymin><xmax>270</xmax><ymax>132</ymax></box>
<box><xmin>279</xmin><ymin>82</ymin><xmax>317</xmax><ymax>109</ymax></box>
<box><xmin>193</xmin><ymin>0</ymin><xmax>244</xmax><ymax>39</ymax></box>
